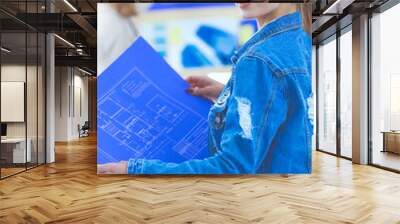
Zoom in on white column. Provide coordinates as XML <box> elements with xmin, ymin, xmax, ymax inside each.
<box><xmin>352</xmin><ymin>14</ymin><xmax>369</xmax><ymax>164</ymax></box>
<box><xmin>46</xmin><ymin>32</ymin><xmax>55</xmax><ymax>163</ymax></box>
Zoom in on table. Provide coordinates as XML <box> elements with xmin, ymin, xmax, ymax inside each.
<box><xmin>1</xmin><ymin>138</ymin><xmax>32</xmax><ymax>164</ymax></box>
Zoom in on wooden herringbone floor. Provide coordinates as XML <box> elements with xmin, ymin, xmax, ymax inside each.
<box><xmin>1</xmin><ymin>135</ymin><xmax>400</xmax><ymax>224</ymax></box>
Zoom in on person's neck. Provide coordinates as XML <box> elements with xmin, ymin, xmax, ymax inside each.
<box><xmin>256</xmin><ymin>5</ymin><xmax>297</xmax><ymax>28</ymax></box>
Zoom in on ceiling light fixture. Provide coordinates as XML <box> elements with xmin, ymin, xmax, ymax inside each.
<box><xmin>78</xmin><ymin>67</ymin><xmax>93</xmax><ymax>76</ymax></box>
<box><xmin>1</xmin><ymin>47</ymin><xmax>11</xmax><ymax>53</ymax></box>
<box><xmin>63</xmin><ymin>0</ymin><xmax>78</xmax><ymax>12</ymax></box>
<box><xmin>54</xmin><ymin>34</ymin><xmax>75</xmax><ymax>48</ymax></box>
<box><xmin>323</xmin><ymin>0</ymin><xmax>354</xmax><ymax>15</ymax></box>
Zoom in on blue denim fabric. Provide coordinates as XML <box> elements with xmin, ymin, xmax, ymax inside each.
<box><xmin>127</xmin><ymin>12</ymin><xmax>313</xmax><ymax>174</ymax></box>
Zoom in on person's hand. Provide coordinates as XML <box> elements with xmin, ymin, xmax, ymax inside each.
<box><xmin>113</xmin><ymin>4</ymin><xmax>137</xmax><ymax>17</ymax></box>
<box><xmin>98</xmin><ymin>161</ymin><xmax>128</xmax><ymax>174</ymax></box>
<box><xmin>186</xmin><ymin>76</ymin><xmax>224</xmax><ymax>102</ymax></box>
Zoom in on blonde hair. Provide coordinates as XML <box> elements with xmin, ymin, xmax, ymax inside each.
<box><xmin>297</xmin><ymin>3</ymin><xmax>312</xmax><ymax>34</ymax></box>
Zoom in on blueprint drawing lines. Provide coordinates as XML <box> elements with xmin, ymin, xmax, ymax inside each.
<box><xmin>98</xmin><ymin>37</ymin><xmax>211</xmax><ymax>164</ymax></box>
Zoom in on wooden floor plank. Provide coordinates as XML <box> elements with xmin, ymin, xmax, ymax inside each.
<box><xmin>0</xmin><ymin>135</ymin><xmax>400</xmax><ymax>223</ymax></box>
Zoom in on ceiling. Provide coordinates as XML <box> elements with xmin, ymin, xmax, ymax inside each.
<box><xmin>0</xmin><ymin>0</ymin><xmax>394</xmax><ymax>73</ymax></box>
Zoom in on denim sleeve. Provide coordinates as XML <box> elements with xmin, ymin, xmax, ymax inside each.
<box><xmin>127</xmin><ymin>56</ymin><xmax>288</xmax><ymax>174</ymax></box>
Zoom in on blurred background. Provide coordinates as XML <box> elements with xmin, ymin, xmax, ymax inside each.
<box><xmin>98</xmin><ymin>3</ymin><xmax>258</xmax><ymax>81</ymax></box>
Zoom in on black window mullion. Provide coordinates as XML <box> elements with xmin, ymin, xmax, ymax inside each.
<box><xmin>367</xmin><ymin>10</ymin><xmax>373</xmax><ymax>165</ymax></box>
<box><xmin>44</xmin><ymin>0</ymin><xmax>47</xmax><ymax>164</ymax></box>
<box><xmin>0</xmin><ymin>22</ymin><xmax>2</xmax><ymax>179</ymax></box>
<box><xmin>25</xmin><ymin>0</ymin><xmax>28</xmax><ymax>171</ymax></box>
<box><xmin>336</xmin><ymin>28</ymin><xmax>341</xmax><ymax>157</ymax></box>
<box><xmin>36</xmin><ymin>0</ymin><xmax>39</xmax><ymax>167</ymax></box>
<box><xmin>316</xmin><ymin>45</ymin><xmax>320</xmax><ymax>151</ymax></box>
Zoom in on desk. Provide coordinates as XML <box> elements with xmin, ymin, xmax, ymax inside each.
<box><xmin>1</xmin><ymin>138</ymin><xmax>31</xmax><ymax>163</ymax></box>
<box><xmin>382</xmin><ymin>131</ymin><xmax>400</xmax><ymax>154</ymax></box>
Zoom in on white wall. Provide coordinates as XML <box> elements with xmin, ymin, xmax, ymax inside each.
<box><xmin>55</xmin><ymin>67</ymin><xmax>89</xmax><ymax>141</ymax></box>
<box><xmin>71</xmin><ymin>73</ymin><xmax>89</xmax><ymax>138</ymax></box>
<box><xmin>55</xmin><ymin>67</ymin><xmax>69</xmax><ymax>141</ymax></box>
<box><xmin>1</xmin><ymin>65</ymin><xmax>26</xmax><ymax>139</ymax></box>
<box><xmin>1</xmin><ymin>65</ymin><xmax>38</xmax><ymax>138</ymax></box>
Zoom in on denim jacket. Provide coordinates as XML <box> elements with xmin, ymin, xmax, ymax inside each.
<box><xmin>128</xmin><ymin>12</ymin><xmax>313</xmax><ymax>174</ymax></box>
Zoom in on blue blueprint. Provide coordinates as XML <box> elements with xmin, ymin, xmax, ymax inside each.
<box><xmin>97</xmin><ymin>37</ymin><xmax>212</xmax><ymax>164</ymax></box>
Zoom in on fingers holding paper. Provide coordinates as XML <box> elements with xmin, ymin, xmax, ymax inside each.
<box><xmin>186</xmin><ymin>75</ymin><xmax>224</xmax><ymax>102</ymax></box>
<box><xmin>98</xmin><ymin>161</ymin><xmax>128</xmax><ymax>174</ymax></box>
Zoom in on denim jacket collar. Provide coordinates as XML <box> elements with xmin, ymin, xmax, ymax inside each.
<box><xmin>231</xmin><ymin>11</ymin><xmax>302</xmax><ymax>64</ymax></box>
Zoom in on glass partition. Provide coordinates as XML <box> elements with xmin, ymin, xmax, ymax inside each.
<box><xmin>1</xmin><ymin>30</ymin><xmax>28</xmax><ymax>177</ymax></box>
<box><xmin>0</xmin><ymin>1</ymin><xmax>46</xmax><ymax>179</ymax></box>
<box><xmin>317</xmin><ymin>37</ymin><xmax>337</xmax><ymax>154</ymax></box>
<box><xmin>38</xmin><ymin>32</ymin><xmax>45</xmax><ymax>165</ymax></box>
<box><xmin>26</xmin><ymin>0</ymin><xmax>42</xmax><ymax>169</ymax></box>
<box><xmin>27</xmin><ymin>31</ymin><xmax>38</xmax><ymax>169</ymax></box>
<box><xmin>371</xmin><ymin>3</ymin><xmax>400</xmax><ymax>171</ymax></box>
<box><xmin>339</xmin><ymin>28</ymin><xmax>352</xmax><ymax>158</ymax></box>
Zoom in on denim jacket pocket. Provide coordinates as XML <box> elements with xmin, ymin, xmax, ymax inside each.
<box><xmin>208</xmin><ymin>86</ymin><xmax>231</xmax><ymax>130</ymax></box>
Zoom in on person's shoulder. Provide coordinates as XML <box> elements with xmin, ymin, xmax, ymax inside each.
<box><xmin>244</xmin><ymin>29</ymin><xmax>311</xmax><ymax>77</ymax></box>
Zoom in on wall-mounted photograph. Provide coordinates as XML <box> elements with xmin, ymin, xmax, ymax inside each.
<box><xmin>97</xmin><ymin>3</ymin><xmax>313</xmax><ymax>174</ymax></box>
